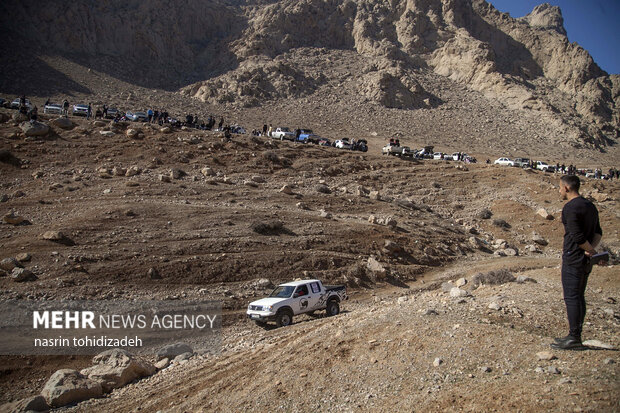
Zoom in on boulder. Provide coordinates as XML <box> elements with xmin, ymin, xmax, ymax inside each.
<box><xmin>170</xmin><ymin>168</ymin><xmax>185</xmax><ymax>180</ymax></box>
<box><xmin>12</xmin><ymin>268</ymin><xmax>37</xmax><ymax>282</ymax></box>
<box><xmin>367</xmin><ymin>257</ymin><xmax>387</xmax><ymax>278</ymax></box>
<box><xmin>532</xmin><ymin>232</ymin><xmax>548</xmax><ymax>246</ymax></box>
<box><xmin>126</xmin><ymin>128</ymin><xmax>139</xmax><ymax>138</ymax></box>
<box><xmin>112</xmin><ymin>166</ymin><xmax>127</xmax><ymax>176</ymax></box>
<box><xmin>81</xmin><ymin>349</ymin><xmax>156</xmax><ymax>393</ymax></box>
<box><xmin>0</xmin><ymin>395</ymin><xmax>49</xmax><ymax>412</ymax></box>
<box><xmin>41</xmin><ymin>230</ymin><xmax>65</xmax><ymax>241</ymax></box>
<box><xmin>368</xmin><ymin>215</ymin><xmax>380</xmax><ymax>224</ymax></box>
<box><xmin>468</xmin><ymin>236</ymin><xmax>486</xmax><ymax>250</ymax></box>
<box><xmin>254</xmin><ymin>278</ymin><xmax>273</xmax><ymax>289</ymax></box>
<box><xmin>369</xmin><ymin>191</ymin><xmax>381</xmax><ymax>201</ymax></box>
<box><xmin>383</xmin><ymin>240</ymin><xmax>402</xmax><ymax>254</ymax></box>
<box><xmin>20</xmin><ymin>121</ymin><xmax>49</xmax><ymax>136</ymax></box>
<box><xmin>147</xmin><ymin>267</ymin><xmax>161</xmax><ymax>279</ymax></box>
<box><xmin>383</xmin><ymin>216</ymin><xmax>397</xmax><ymax>228</ymax></box>
<box><xmin>3</xmin><ymin>211</ymin><xmax>26</xmax><ymax>225</ymax></box>
<box><xmin>12</xmin><ymin>112</ymin><xmax>28</xmax><ymax>122</ymax></box>
<box><xmin>319</xmin><ymin>210</ymin><xmax>332</xmax><ymax>219</ymax></box>
<box><xmin>251</xmin><ymin>175</ymin><xmax>265</xmax><ymax>183</ymax></box>
<box><xmin>537</xmin><ymin>208</ymin><xmax>553</xmax><ymax>220</ymax></box>
<box><xmin>41</xmin><ymin>369</ymin><xmax>103</xmax><ymax>408</ymax></box>
<box><xmin>160</xmin><ymin>127</ymin><xmax>171</xmax><ymax>133</ymax></box>
<box><xmin>52</xmin><ymin>117</ymin><xmax>74</xmax><ymax>130</ymax></box>
<box><xmin>92</xmin><ymin>120</ymin><xmax>106</xmax><ymax>127</ymax></box>
<box><xmin>100</xmin><ymin>131</ymin><xmax>115</xmax><ymax>137</ymax></box>
<box><xmin>159</xmin><ymin>174</ymin><xmax>171</xmax><ymax>183</ymax></box>
<box><xmin>1</xmin><ymin>257</ymin><xmax>23</xmax><ymax>271</ymax></box>
<box><xmin>15</xmin><ymin>252</ymin><xmax>32</xmax><ymax>262</ymax></box>
<box><xmin>455</xmin><ymin>277</ymin><xmax>467</xmax><ymax>287</ymax></box>
<box><xmin>156</xmin><ymin>343</ymin><xmax>193</xmax><ymax>360</ymax></box>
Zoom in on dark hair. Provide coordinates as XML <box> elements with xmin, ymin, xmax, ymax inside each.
<box><xmin>560</xmin><ymin>175</ymin><xmax>580</xmax><ymax>192</ymax></box>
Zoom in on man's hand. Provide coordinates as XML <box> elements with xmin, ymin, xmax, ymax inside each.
<box><xmin>585</xmin><ymin>249</ymin><xmax>596</xmax><ymax>258</ymax></box>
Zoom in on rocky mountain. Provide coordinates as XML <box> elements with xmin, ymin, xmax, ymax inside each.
<box><xmin>0</xmin><ymin>0</ymin><xmax>618</xmax><ymax>151</ymax></box>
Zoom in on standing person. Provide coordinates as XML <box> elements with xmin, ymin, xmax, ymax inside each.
<box><xmin>102</xmin><ymin>104</ymin><xmax>108</xmax><ymax>119</ymax></box>
<box><xmin>87</xmin><ymin>103</ymin><xmax>92</xmax><ymax>119</ymax></box>
<box><xmin>62</xmin><ymin>99</ymin><xmax>69</xmax><ymax>116</ymax></box>
<box><xmin>218</xmin><ymin>117</ymin><xmax>224</xmax><ymax>130</ymax></box>
<box><xmin>262</xmin><ymin>124</ymin><xmax>268</xmax><ymax>136</ymax></box>
<box><xmin>552</xmin><ymin>175</ymin><xmax>603</xmax><ymax>350</ymax></box>
<box><xmin>147</xmin><ymin>108</ymin><xmax>153</xmax><ymax>123</ymax></box>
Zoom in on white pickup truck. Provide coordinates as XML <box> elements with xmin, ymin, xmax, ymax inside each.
<box><xmin>271</xmin><ymin>127</ymin><xmax>295</xmax><ymax>141</ymax></box>
<box><xmin>246</xmin><ymin>279</ymin><xmax>347</xmax><ymax>327</ymax></box>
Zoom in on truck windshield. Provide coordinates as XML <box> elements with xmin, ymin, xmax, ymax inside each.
<box><xmin>269</xmin><ymin>286</ymin><xmax>295</xmax><ymax>298</ymax></box>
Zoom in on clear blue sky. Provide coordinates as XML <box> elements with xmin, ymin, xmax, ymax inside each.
<box><xmin>488</xmin><ymin>0</ymin><xmax>620</xmax><ymax>74</ymax></box>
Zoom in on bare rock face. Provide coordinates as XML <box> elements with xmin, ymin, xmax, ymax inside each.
<box><xmin>41</xmin><ymin>369</ymin><xmax>103</xmax><ymax>408</ymax></box>
<box><xmin>519</xmin><ymin>3</ymin><xmax>566</xmax><ymax>35</ymax></box>
<box><xmin>81</xmin><ymin>349</ymin><xmax>156</xmax><ymax>393</ymax></box>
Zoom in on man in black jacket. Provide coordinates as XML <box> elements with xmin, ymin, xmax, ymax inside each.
<box><xmin>552</xmin><ymin>175</ymin><xmax>603</xmax><ymax>350</ymax></box>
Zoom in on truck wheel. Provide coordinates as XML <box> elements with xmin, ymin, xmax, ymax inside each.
<box><xmin>276</xmin><ymin>310</ymin><xmax>293</xmax><ymax>327</ymax></box>
<box><xmin>326</xmin><ymin>300</ymin><xmax>340</xmax><ymax>317</ymax></box>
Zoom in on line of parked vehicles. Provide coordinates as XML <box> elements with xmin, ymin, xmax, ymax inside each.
<box><xmin>382</xmin><ymin>139</ymin><xmax>477</xmax><ymax>163</ymax></box>
<box><xmin>268</xmin><ymin>127</ymin><xmax>368</xmax><ymax>152</ymax></box>
<box><xmin>494</xmin><ymin>157</ymin><xmax>554</xmax><ymax>172</ymax></box>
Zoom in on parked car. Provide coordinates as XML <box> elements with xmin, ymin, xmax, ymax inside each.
<box><xmin>494</xmin><ymin>157</ymin><xmax>514</xmax><ymax>166</ymax></box>
<box><xmin>536</xmin><ymin>161</ymin><xmax>554</xmax><ymax>172</ymax></box>
<box><xmin>433</xmin><ymin>152</ymin><xmax>446</xmax><ymax>160</ymax></box>
<box><xmin>126</xmin><ymin>111</ymin><xmax>148</xmax><ymax>122</ymax></box>
<box><xmin>105</xmin><ymin>108</ymin><xmax>119</xmax><ymax>119</ymax></box>
<box><xmin>513</xmin><ymin>157</ymin><xmax>531</xmax><ymax>168</ymax></box>
<box><xmin>72</xmin><ymin>104</ymin><xmax>89</xmax><ymax>117</ymax></box>
<box><xmin>11</xmin><ymin>98</ymin><xmax>32</xmax><ymax>109</ymax></box>
<box><xmin>335</xmin><ymin>138</ymin><xmax>352</xmax><ymax>149</ymax></box>
<box><xmin>415</xmin><ymin>146</ymin><xmax>434</xmax><ymax>159</ymax></box>
<box><xmin>271</xmin><ymin>127</ymin><xmax>294</xmax><ymax>141</ymax></box>
<box><xmin>246</xmin><ymin>279</ymin><xmax>347</xmax><ymax>327</ymax></box>
<box><xmin>382</xmin><ymin>139</ymin><xmax>404</xmax><ymax>156</ymax></box>
<box><xmin>318</xmin><ymin>138</ymin><xmax>331</xmax><ymax>147</ymax></box>
<box><xmin>43</xmin><ymin>103</ymin><xmax>63</xmax><ymax>115</ymax></box>
<box><xmin>297</xmin><ymin>129</ymin><xmax>320</xmax><ymax>143</ymax></box>
<box><xmin>352</xmin><ymin>139</ymin><xmax>368</xmax><ymax>152</ymax></box>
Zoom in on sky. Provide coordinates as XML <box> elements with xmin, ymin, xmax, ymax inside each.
<box><xmin>488</xmin><ymin>0</ymin><xmax>620</xmax><ymax>74</ymax></box>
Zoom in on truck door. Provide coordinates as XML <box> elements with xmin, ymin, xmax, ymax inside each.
<box><xmin>292</xmin><ymin>284</ymin><xmax>310</xmax><ymax>314</ymax></box>
<box><xmin>307</xmin><ymin>281</ymin><xmax>324</xmax><ymax>310</ymax></box>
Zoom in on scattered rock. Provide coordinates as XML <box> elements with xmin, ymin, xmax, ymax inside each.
<box><xmin>100</xmin><ymin>131</ymin><xmax>115</xmax><ymax>137</ymax></box>
<box><xmin>154</xmin><ymin>358</ymin><xmax>169</xmax><ymax>370</ymax></box>
<box><xmin>383</xmin><ymin>240</ymin><xmax>402</xmax><ymax>255</ymax></box>
<box><xmin>472</xmin><ymin>269</ymin><xmax>515</xmax><ymax>287</ymax></box>
<box><xmin>41</xmin><ymin>369</ymin><xmax>103</xmax><ymax>408</ymax></box>
<box><xmin>160</xmin><ymin>127</ymin><xmax>171</xmax><ymax>133</ymax></box>
<box><xmin>156</xmin><ymin>343</ymin><xmax>193</xmax><ymax>360</ymax></box>
<box><xmin>12</xmin><ymin>112</ymin><xmax>28</xmax><ymax>122</ymax></box>
<box><xmin>449</xmin><ymin>287</ymin><xmax>469</xmax><ymax>298</ymax></box>
<box><xmin>3</xmin><ymin>211</ymin><xmax>26</xmax><ymax>225</ymax></box>
<box><xmin>296</xmin><ymin>202</ymin><xmax>309</xmax><ymax>210</ymax></box>
<box><xmin>251</xmin><ymin>175</ymin><xmax>265</xmax><ymax>183</ymax></box>
<box><xmin>469</xmin><ymin>236</ymin><xmax>486</xmax><ymax>250</ymax></box>
<box><xmin>368</xmin><ymin>215</ymin><xmax>380</xmax><ymax>225</ymax></box>
<box><xmin>537</xmin><ymin>208</ymin><xmax>553</xmax><ymax>220</ymax></box>
<box><xmin>170</xmin><ymin>168</ymin><xmax>185</xmax><ymax>179</ymax></box>
<box><xmin>319</xmin><ymin>210</ymin><xmax>332</xmax><ymax>219</ymax></box>
<box><xmin>441</xmin><ymin>282</ymin><xmax>455</xmax><ymax>293</ymax></box>
<box><xmin>147</xmin><ymin>267</ymin><xmax>161</xmax><ymax>280</ymax></box>
<box><xmin>11</xmin><ymin>268</ymin><xmax>37</xmax><ymax>282</ymax></box>
<box><xmin>433</xmin><ymin>358</ymin><xmax>443</xmax><ymax>367</ymax></box>
<box><xmin>455</xmin><ymin>277</ymin><xmax>467</xmax><ymax>287</ymax></box>
<box><xmin>536</xmin><ymin>351</ymin><xmax>557</xmax><ymax>361</ymax></box>
<box><xmin>397</xmin><ymin>296</ymin><xmax>408</xmax><ymax>304</ymax></box>
<box><xmin>582</xmin><ymin>340</ymin><xmax>615</xmax><ymax>350</ymax></box>
<box><xmin>532</xmin><ymin>232</ymin><xmax>548</xmax><ymax>246</ymax></box>
<box><xmin>1</xmin><ymin>257</ymin><xmax>23</xmax><ymax>271</ymax></box>
<box><xmin>254</xmin><ymin>278</ymin><xmax>273</xmax><ymax>289</ymax></box>
<box><xmin>480</xmin><ymin>366</ymin><xmax>492</xmax><ymax>373</ymax></box>
<box><xmin>15</xmin><ymin>252</ymin><xmax>31</xmax><ymax>262</ymax></box>
<box><xmin>492</xmin><ymin>218</ymin><xmax>510</xmax><ymax>229</ymax></box>
<box><xmin>547</xmin><ymin>366</ymin><xmax>561</xmax><ymax>374</ymax></box>
<box><xmin>316</xmin><ymin>184</ymin><xmax>331</xmax><ymax>194</ymax></box>
<box><xmin>384</xmin><ymin>216</ymin><xmax>397</xmax><ymax>228</ymax></box>
<box><xmin>279</xmin><ymin>184</ymin><xmax>294</xmax><ymax>195</ymax></box>
<box><xmin>477</xmin><ymin>209</ymin><xmax>493</xmax><ymax>219</ymax></box>
<box><xmin>251</xmin><ymin>220</ymin><xmax>286</xmax><ymax>235</ymax></box>
<box><xmin>516</xmin><ymin>275</ymin><xmax>537</xmax><ymax>283</ymax></box>
<box><xmin>173</xmin><ymin>352</ymin><xmax>193</xmax><ymax>363</ymax></box>
<box><xmin>369</xmin><ymin>191</ymin><xmax>381</xmax><ymax>201</ymax></box>
<box><xmin>112</xmin><ymin>166</ymin><xmax>127</xmax><ymax>176</ymax></box>
<box><xmin>159</xmin><ymin>174</ymin><xmax>171</xmax><ymax>183</ymax></box>
<box><xmin>125</xmin><ymin>166</ymin><xmax>142</xmax><ymax>177</ymax></box>
<box><xmin>603</xmin><ymin>358</ymin><xmax>615</xmax><ymax>365</ymax></box>
<box><xmin>488</xmin><ymin>302</ymin><xmax>501</xmax><ymax>311</ymax></box>
<box><xmin>81</xmin><ymin>349</ymin><xmax>156</xmax><ymax>393</ymax></box>
<box><xmin>126</xmin><ymin>128</ymin><xmax>139</xmax><ymax>138</ymax></box>
<box><xmin>41</xmin><ymin>231</ymin><xmax>74</xmax><ymax>245</ymax></box>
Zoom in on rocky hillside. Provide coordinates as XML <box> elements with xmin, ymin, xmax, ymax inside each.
<box><xmin>0</xmin><ymin>0</ymin><xmax>618</xmax><ymax>154</ymax></box>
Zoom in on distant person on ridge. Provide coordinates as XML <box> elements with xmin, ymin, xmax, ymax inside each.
<box><xmin>218</xmin><ymin>117</ymin><xmax>224</xmax><ymax>130</ymax></box>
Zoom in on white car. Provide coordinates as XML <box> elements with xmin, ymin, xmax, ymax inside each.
<box><xmin>335</xmin><ymin>139</ymin><xmax>352</xmax><ymax>149</ymax></box>
<box><xmin>494</xmin><ymin>157</ymin><xmax>514</xmax><ymax>166</ymax></box>
<box><xmin>433</xmin><ymin>152</ymin><xmax>445</xmax><ymax>160</ymax></box>
<box><xmin>44</xmin><ymin>103</ymin><xmax>63</xmax><ymax>115</ymax></box>
<box><xmin>247</xmin><ymin>279</ymin><xmax>347</xmax><ymax>327</ymax></box>
<box><xmin>126</xmin><ymin>111</ymin><xmax>148</xmax><ymax>122</ymax></box>
<box><xmin>11</xmin><ymin>98</ymin><xmax>32</xmax><ymax>109</ymax></box>
<box><xmin>72</xmin><ymin>104</ymin><xmax>89</xmax><ymax>116</ymax></box>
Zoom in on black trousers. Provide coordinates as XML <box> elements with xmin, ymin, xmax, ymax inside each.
<box><xmin>561</xmin><ymin>258</ymin><xmax>590</xmax><ymax>339</ymax></box>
